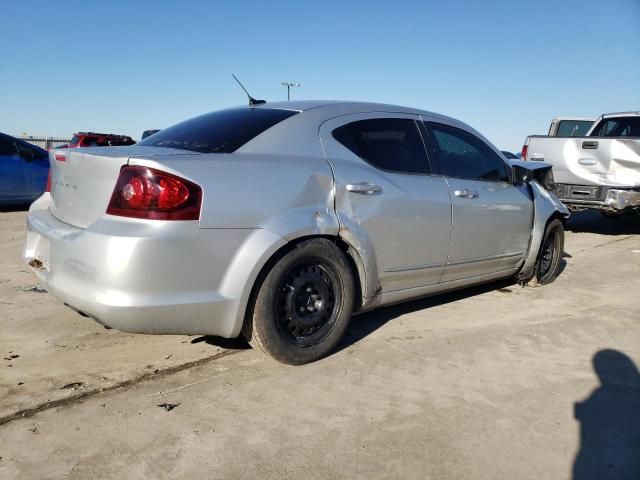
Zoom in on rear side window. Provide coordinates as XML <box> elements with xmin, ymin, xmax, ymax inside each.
<box><xmin>590</xmin><ymin>117</ymin><xmax>640</xmax><ymax>137</ymax></box>
<box><xmin>428</xmin><ymin>123</ymin><xmax>509</xmax><ymax>182</ymax></box>
<box><xmin>138</xmin><ymin>107</ymin><xmax>299</xmax><ymax>153</ymax></box>
<box><xmin>555</xmin><ymin>120</ymin><xmax>593</xmax><ymax>137</ymax></box>
<box><xmin>332</xmin><ymin>118</ymin><xmax>430</xmax><ymax>174</ymax></box>
<box><xmin>70</xmin><ymin>136</ymin><xmax>81</xmax><ymax>145</ymax></box>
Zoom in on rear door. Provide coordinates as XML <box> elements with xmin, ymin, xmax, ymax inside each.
<box><xmin>423</xmin><ymin>121</ymin><xmax>532</xmax><ymax>282</ymax></box>
<box><xmin>320</xmin><ymin>113</ymin><xmax>452</xmax><ymax>292</ymax></box>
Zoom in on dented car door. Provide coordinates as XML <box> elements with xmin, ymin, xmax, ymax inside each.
<box><xmin>320</xmin><ymin>113</ymin><xmax>452</xmax><ymax>293</ymax></box>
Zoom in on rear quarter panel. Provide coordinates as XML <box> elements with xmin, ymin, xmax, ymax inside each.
<box><xmin>129</xmin><ymin>153</ymin><xmax>338</xmax><ymax>235</ymax></box>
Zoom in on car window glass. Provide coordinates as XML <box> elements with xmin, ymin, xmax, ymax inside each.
<box><xmin>592</xmin><ymin>117</ymin><xmax>640</xmax><ymax>137</ymax></box>
<box><xmin>332</xmin><ymin>118</ymin><xmax>430</xmax><ymax>174</ymax></box>
<box><xmin>138</xmin><ymin>107</ymin><xmax>299</xmax><ymax>153</ymax></box>
<box><xmin>556</xmin><ymin>120</ymin><xmax>593</xmax><ymax>137</ymax></box>
<box><xmin>0</xmin><ymin>137</ymin><xmax>19</xmax><ymax>156</ymax></box>
<box><xmin>428</xmin><ymin>123</ymin><xmax>509</xmax><ymax>182</ymax></box>
<box><xmin>70</xmin><ymin>136</ymin><xmax>80</xmax><ymax>145</ymax></box>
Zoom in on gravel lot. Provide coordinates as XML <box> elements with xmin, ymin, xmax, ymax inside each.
<box><xmin>1</xmin><ymin>209</ymin><xmax>639</xmax><ymax>479</ymax></box>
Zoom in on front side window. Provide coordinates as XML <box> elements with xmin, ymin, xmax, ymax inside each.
<box><xmin>138</xmin><ymin>107</ymin><xmax>299</xmax><ymax>153</ymax></box>
<box><xmin>427</xmin><ymin>123</ymin><xmax>509</xmax><ymax>182</ymax></box>
<box><xmin>590</xmin><ymin>117</ymin><xmax>640</xmax><ymax>137</ymax></box>
<box><xmin>332</xmin><ymin>118</ymin><xmax>430</xmax><ymax>174</ymax></box>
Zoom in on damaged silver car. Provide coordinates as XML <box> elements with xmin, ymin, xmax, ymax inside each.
<box><xmin>24</xmin><ymin>101</ymin><xmax>569</xmax><ymax>364</ymax></box>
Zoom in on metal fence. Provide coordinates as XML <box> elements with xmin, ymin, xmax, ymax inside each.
<box><xmin>20</xmin><ymin>136</ymin><xmax>71</xmax><ymax>150</ymax></box>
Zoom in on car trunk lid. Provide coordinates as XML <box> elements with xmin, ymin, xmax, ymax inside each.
<box><xmin>49</xmin><ymin>146</ymin><xmax>197</xmax><ymax>228</ymax></box>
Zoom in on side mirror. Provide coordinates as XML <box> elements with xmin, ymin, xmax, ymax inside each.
<box><xmin>512</xmin><ymin>165</ymin><xmax>533</xmax><ymax>185</ymax></box>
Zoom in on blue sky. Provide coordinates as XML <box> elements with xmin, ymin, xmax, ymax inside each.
<box><xmin>1</xmin><ymin>0</ymin><xmax>639</xmax><ymax>152</ymax></box>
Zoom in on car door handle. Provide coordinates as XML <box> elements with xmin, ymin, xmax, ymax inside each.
<box><xmin>582</xmin><ymin>141</ymin><xmax>599</xmax><ymax>150</ymax></box>
<box><xmin>454</xmin><ymin>189</ymin><xmax>479</xmax><ymax>199</ymax></box>
<box><xmin>345</xmin><ymin>182</ymin><xmax>382</xmax><ymax>195</ymax></box>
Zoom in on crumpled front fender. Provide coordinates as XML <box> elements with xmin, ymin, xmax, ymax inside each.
<box><xmin>517</xmin><ymin>180</ymin><xmax>570</xmax><ymax>282</ymax></box>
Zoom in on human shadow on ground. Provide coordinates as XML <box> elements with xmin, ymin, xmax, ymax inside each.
<box><xmin>566</xmin><ymin>210</ymin><xmax>640</xmax><ymax>235</ymax></box>
<box><xmin>573</xmin><ymin>349</ymin><xmax>640</xmax><ymax>480</ymax></box>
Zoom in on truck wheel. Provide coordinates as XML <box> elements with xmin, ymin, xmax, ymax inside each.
<box><xmin>536</xmin><ymin>219</ymin><xmax>565</xmax><ymax>285</ymax></box>
<box><xmin>243</xmin><ymin>239</ymin><xmax>354</xmax><ymax>365</ymax></box>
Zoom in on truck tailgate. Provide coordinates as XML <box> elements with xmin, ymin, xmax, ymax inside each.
<box><xmin>527</xmin><ymin>137</ymin><xmax>640</xmax><ymax>187</ymax></box>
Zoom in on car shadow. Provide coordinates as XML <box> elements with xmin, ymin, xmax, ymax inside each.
<box><xmin>190</xmin><ymin>335</ymin><xmax>251</xmax><ymax>350</ymax></box>
<box><xmin>572</xmin><ymin>349</ymin><xmax>640</xmax><ymax>479</ymax></box>
<box><xmin>0</xmin><ymin>203</ymin><xmax>31</xmax><ymax>213</ymax></box>
<box><xmin>336</xmin><ymin>277</ymin><xmax>515</xmax><ymax>351</ymax></box>
<box><xmin>566</xmin><ymin>210</ymin><xmax>640</xmax><ymax>235</ymax></box>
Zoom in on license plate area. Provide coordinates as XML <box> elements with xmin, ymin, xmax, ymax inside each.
<box><xmin>559</xmin><ymin>185</ymin><xmax>605</xmax><ymax>201</ymax></box>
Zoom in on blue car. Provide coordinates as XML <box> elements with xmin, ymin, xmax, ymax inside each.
<box><xmin>0</xmin><ymin>132</ymin><xmax>49</xmax><ymax>205</ymax></box>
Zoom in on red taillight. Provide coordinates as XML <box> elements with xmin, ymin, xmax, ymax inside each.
<box><xmin>55</xmin><ymin>153</ymin><xmax>66</xmax><ymax>162</ymax></box>
<box><xmin>106</xmin><ymin>166</ymin><xmax>202</xmax><ymax>221</ymax></box>
<box><xmin>45</xmin><ymin>171</ymin><xmax>51</xmax><ymax>192</ymax></box>
<box><xmin>521</xmin><ymin>144</ymin><xmax>528</xmax><ymax>160</ymax></box>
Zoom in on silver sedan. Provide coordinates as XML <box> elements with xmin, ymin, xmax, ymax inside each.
<box><xmin>24</xmin><ymin>101</ymin><xmax>569</xmax><ymax>364</ymax></box>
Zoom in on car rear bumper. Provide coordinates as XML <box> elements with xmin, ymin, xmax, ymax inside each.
<box><xmin>23</xmin><ymin>195</ymin><xmax>285</xmax><ymax>337</ymax></box>
<box><xmin>555</xmin><ymin>184</ymin><xmax>640</xmax><ymax>211</ymax></box>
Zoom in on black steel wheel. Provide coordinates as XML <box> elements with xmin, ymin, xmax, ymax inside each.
<box><xmin>275</xmin><ymin>261</ymin><xmax>340</xmax><ymax>347</ymax></box>
<box><xmin>536</xmin><ymin>219</ymin><xmax>565</xmax><ymax>285</ymax></box>
<box><xmin>243</xmin><ymin>239</ymin><xmax>354</xmax><ymax>365</ymax></box>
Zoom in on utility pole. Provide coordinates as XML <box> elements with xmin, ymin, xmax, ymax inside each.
<box><xmin>281</xmin><ymin>81</ymin><xmax>300</xmax><ymax>101</ymax></box>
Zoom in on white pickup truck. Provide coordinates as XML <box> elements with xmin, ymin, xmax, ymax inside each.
<box><xmin>523</xmin><ymin>112</ymin><xmax>640</xmax><ymax>215</ymax></box>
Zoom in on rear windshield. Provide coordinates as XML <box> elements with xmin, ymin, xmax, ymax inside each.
<box><xmin>138</xmin><ymin>107</ymin><xmax>299</xmax><ymax>153</ymax></box>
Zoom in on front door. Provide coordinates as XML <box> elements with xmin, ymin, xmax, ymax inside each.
<box><xmin>320</xmin><ymin>113</ymin><xmax>452</xmax><ymax>293</ymax></box>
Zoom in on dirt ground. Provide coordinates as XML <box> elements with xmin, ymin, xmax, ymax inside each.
<box><xmin>0</xmin><ymin>209</ymin><xmax>639</xmax><ymax>479</ymax></box>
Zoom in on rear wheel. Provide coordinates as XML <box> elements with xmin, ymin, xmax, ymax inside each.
<box><xmin>243</xmin><ymin>239</ymin><xmax>354</xmax><ymax>365</ymax></box>
<box><xmin>535</xmin><ymin>219</ymin><xmax>565</xmax><ymax>285</ymax></box>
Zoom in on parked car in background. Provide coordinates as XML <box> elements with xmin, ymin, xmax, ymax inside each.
<box><xmin>141</xmin><ymin>129</ymin><xmax>161</xmax><ymax>140</ymax></box>
<box><xmin>501</xmin><ymin>151</ymin><xmax>518</xmax><ymax>159</ymax></box>
<box><xmin>547</xmin><ymin>117</ymin><xmax>595</xmax><ymax>137</ymax></box>
<box><xmin>0</xmin><ymin>132</ymin><xmax>49</xmax><ymax>205</ymax></box>
<box><xmin>25</xmin><ymin>101</ymin><xmax>569</xmax><ymax>365</ymax></box>
<box><xmin>54</xmin><ymin>143</ymin><xmax>69</xmax><ymax>149</ymax></box>
<box><xmin>523</xmin><ymin>112</ymin><xmax>640</xmax><ymax>215</ymax></box>
<box><xmin>68</xmin><ymin>132</ymin><xmax>136</xmax><ymax>148</ymax></box>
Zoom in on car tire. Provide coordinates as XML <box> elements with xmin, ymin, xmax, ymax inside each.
<box><xmin>243</xmin><ymin>238</ymin><xmax>355</xmax><ymax>365</ymax></box>
<box><xmin>535</xmin><ymin>219</ymin><xmax>565</xmax><ymax>285</ymax></box>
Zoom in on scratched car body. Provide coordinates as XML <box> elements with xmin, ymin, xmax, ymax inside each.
<box><xmin>24</xmin><ymin>101</ymin><xmax>569</xmax><ymax>364</ymax></box>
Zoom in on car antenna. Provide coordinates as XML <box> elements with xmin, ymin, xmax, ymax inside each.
<box><xmin>232</xmin><ymin>74</ymin><xmax>266</xmax><ymax>106</ymax></box>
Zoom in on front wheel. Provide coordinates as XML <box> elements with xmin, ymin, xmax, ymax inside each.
<box><xmin>243</xmin><ymin>239</ymin><xmax>355</xmax><ymax>365</ymax></box>
<box><xmin>535</xmin><ymin>219</ymin><xmax>565</xmax><ymax>285</ymax></box>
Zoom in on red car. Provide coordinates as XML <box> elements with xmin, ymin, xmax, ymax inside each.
<box><xmin>68</xmin><ymin>132</ymin><xmax>136</xmax><ymax>148</ymax></box>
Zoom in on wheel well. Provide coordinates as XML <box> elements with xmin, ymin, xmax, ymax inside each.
<box><xmin>243</xmin><ymin>235</ymin><xmax>364</xmax><ymax>332</ymax></box>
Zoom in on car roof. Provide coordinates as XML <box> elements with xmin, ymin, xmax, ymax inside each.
<box><xmin>253</xmin><ymin>100</ymin><xmax>453</xmax><ymax>120</ymax></box>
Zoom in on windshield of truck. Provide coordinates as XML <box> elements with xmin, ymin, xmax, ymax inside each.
<box><xmin>556</xmin><ymin>120</ymin><xmax>593</xmax><ymax>137</ymax></box>
<box><xmin>590</xmin><ymin>117</ymin><xmax>640</xmax><ymax>137</ymax></box>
